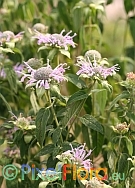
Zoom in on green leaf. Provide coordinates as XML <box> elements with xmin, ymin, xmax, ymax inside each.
<box><xmin>0</xmin><ymin>139</ymin><xmax>4</xmax><ymax>145</ymax></box>
<box><xmin>47</xmin><ymin>48</ymin><xmax>58</xmax><ymax>61</ymax></box>
<box><xmin>52</xmin><ymin>127</ymin><xmax>62</xmax><ymax>144</ymax></box>
<box><xmin>67</xmin><ymin>89</ymin><xmax>88</xmax><ymax>105</ymax></box>
<box><xmin>124</xmin><ymin>0</ymin><xmax>134</xmax><ymax>13</ymax></box>
<box><xmin>61</xmin><ymin>99</ymin><xmax>86</xmax><ymax>127</ymax></box>
<box><xmin>59</xmin><ymin>49</ymin><xmax>70</xmax><ymax>58</ymax></box>
<box><xmin>118</xmin><ymin>153</ymin><xmax>129</xmax><ymax>174</ymax></box>
<box><xmin>57</xmin><ymin>1</ymin><xmax>72</xmax><ymax>29</ymax></box>
<box><xmin>4</xmin><ymin>68</ymin><xmax>17</xmax><ymax>93</ymax></box>
<box><xmin>106</xmin><ymin>0</ymin><xmax>113</xmax><ymax>5</ymax></box>
<box><xmin>126</xmin><ymin>112</ymin><xmax>135</xmax><ymax>123</ymax></box>
<box><xmin>38</xmin><ymin>46</ymin><xmax>50</xmax><ymax>52</ymax></box>
<box><xmin>65</xmin><ymin>73</ymin><xmax>86</xmax><ymax>89</ymax></box>
<box><xmin>52</xmin><ymin>147</ymin><xmax>60</xmax><ymax>158</ymax></box>
<box><xmin>35</xmin><ymin>144</ymin><xmax>55</xmax><ymax>157</ymax></box>
<box><xmin>73</xmin><ymin>7</ymin><xmax>82</xmax><ymax>32</ymax></box>
<box><xmin>35</xmin><ymin>108</ymin><xmax>50</xmax><ymax>147</ymax></box>
<box><xmin>96</xmin><ymin>89</ymin><xmax>107</xmax><ymax>113</ymax></box>
<box><xmin>0</xmin><ymin>93</ymin><xmax>12</xmax><ymax>112</ymax></box>
<box><xmin>79</xmin><ymin>114</ymin><xmax>104</xmax><ymax>134</ymax></box>
<box><xmin>24</xmin><ymin>135</ymin><xmax>33</xmax><ymax>144</ymax></box>
<box><xmin>0</xmin><ymin>47</ymin><xmax>14</xmax><ymax>53</ymax></box>
<box><xmin>108</xmin><ymin>91</ymin><xmax>129</xmax><ymax>110</ymax></box>
<box><xmin>128</xmin><ymin>16</ymin><xmax>135</xmax><ymax>43</ymax></box>
<box><xmin>39</xmin><ymin>182</ymin><xmax>49</xmax><ymax>188</ymax></box>
<box><xmin>62</xmin><ymin>142</ymin><xmax>79</xmax><ymax>151</ymax></box>
<box><xmin>91</xmin><ymin>131</ymin><xmax>104</xmax><ymax>156</ymax></box>
<box><xmin>107</xmin><ymin>151</ymin><xmax>116</xmax><ymax>171</ymax></box>
<box><xmin>0</xmin><ymin>176</ymin><xmax>3</xmax><ymax>187</ymax></box>
<box><xmin>123</xmin><ymin>136</ymin><xmax>133</xmax><ymax>156</ymax></box>
<box><xmin>30</xmin><ymin>90</ymin><xmax>40</xmax><ymax>114</ymax></box>
<box><xmin>0</xmin><ymin>0</ymin><xmax>4</xmax><ymax>7</ymax></box>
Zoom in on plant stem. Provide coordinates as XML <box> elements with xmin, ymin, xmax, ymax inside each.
<box><xmin>47</xmin><ymin>90</ymin><xmax>63</xmax><ymax>142</ymax></box>
<box><xmin>66</xmin><ymin>81</ymin><xmax>95</xmax><ymax>141</ymax></box>
<box><xmin>47</xmin><ymin>90</ymin><xmax>59</xmax><ymax>127</ymax></box>
<box><xmin>118</xmin><ymin>134</ymin><xmax>122</xmax><ymax>154</ymax></box>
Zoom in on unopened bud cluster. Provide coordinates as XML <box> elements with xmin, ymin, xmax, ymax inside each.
<box><xmin>112</xmin><ymin>122</ymin><xmax>129</xmax><ymax>134</ymax></box>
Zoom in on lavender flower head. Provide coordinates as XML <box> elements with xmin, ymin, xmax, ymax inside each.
<box><xmin>57</xmin><ymin>143</ymin><xmax>93</xmax><ymax>170</ymax></box>
<box><xmin>13</xmin><ymin>63</ymin><xmax>25</xmax><ymax>77</ymax></box>
<box><xmin>18</xmin><ymin>59</ymin><xmax>68</xmax><ymax>89</ymax></box>
<box><xmin>76</xmin><ymin>52</ymin><xmax>119</xmax><ymax>79</ymax></box>
<box><xmin>33</xmin><ymin>29</ymin><xmax>77</xmax><ymax>50</ymax></box>
<box><xmin>3</xmin><ymin>146</ymin><xmax>20</xmax><ymax>158</ymax></box>
<box><xmin>0</xmin><ymin>31</ymin><xmax>24</xmax><ymax>46</ymax></box>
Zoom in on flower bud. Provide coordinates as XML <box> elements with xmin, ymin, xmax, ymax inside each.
<box><xmin>84</xmin><ymin>50</ymin><xmax>101</xmax><ymax>62</ymax></box>
<box><xmin>112</xmin><ymin>122</ymin><xmax>129</xmax><ymax>134</ymax></box>
<box><xmin>33</xmin><ymin>23</ymin><xmax>48</xmax><ymax>33</ymax></box>
<box><xmin>27</xmin><ymin>58</ymin><xmax>42</xmax><ymax>69</ymax></box>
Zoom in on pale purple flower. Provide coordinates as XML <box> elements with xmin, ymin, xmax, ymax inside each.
<box><xmin>13</xmin><ymin>63</ymin><xmax>25</xmax><ymax>77</ymax></box>
<box><xmin>18</xmin><ymin>60</ymin><xmax>68</xmax><ymax>89</ymax></box>
<box><xmin>0</xmin><ymin>31</ymin><xmax>24</xmax><ymax>46</ymax></box>
<box><xmin>0</xmin><ymin>63</ymin><xmax>24</xmax><ymax>79</ymax></box>
<box><xmin>33</xmin><ymin>29</ymin><xmax>77</xmax><ymax>50</ymax></box>
<box><xmin>0</xmin><ymin>68</ymin><xmax>6</xmax><ymax>78</ymax></box>
<box><xmin>64</xmin><ymin>143</ymin><xmax>93</xmax><ymax>170</ymax></box>
<box><xmin>76</xmin><ymin>56</ymin><xmax>119</xmax><ymax>79</ymax></box>
<box><xmin>3</xmin><ymin>146</ymin><xmax>20</xmax><ymax>158</ymax></box>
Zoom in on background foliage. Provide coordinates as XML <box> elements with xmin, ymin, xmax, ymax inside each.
<box><xmin>0</xmin><ymin>0</ymin><xmax>135</xmax><ymax>188</ymax></box>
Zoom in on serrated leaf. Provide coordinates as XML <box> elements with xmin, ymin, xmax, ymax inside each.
<box><xmin>30</xmin><ymin>90</ymin><xmax>40</xmax><ymax>114</ymax></box>
<box><xmin>67</xmin><ymin>89</ymin><xmax>88</xmax><ymax>105</ymax></box>
<box><xmin>65</xmin><ymin>73</ymin><xmax>86</xmax><ymax>89</ymax></box>
<box><xmin>108</xmin><ymin>91</ymin><xmax>129</xmax><ymax>110</ymax></box>
<box><xmin>61</xmin><ymin>99</ymin><xmax>86</xmax><ymax>127</ymax></box>
<box><xmin>79</xmin><ymin>114</ymin><xmax>104</xmax><ymax>134</ymax></box>
<box><xmin>52</xmin><ymin>147</ymin><xmax>60</xmax><ymax>158</ymax></box>
<box><xmin>35</xmin><ymin>144</ymin><xmax>55</xmax><ymax>157</ymax></box>
<box><xmin>52</xmin><ymin>127</ymin><xmax>62</xmax><ymax>144</ymax></box>
<box><xmin>35</xmin><ymin>108</ymin><xmax>50</xmax><ymax>147</ymax></box>
<box><xmin>59</xmin><ymin>49</ymin><xmax>70</xmax><ymax>58</ymax></box>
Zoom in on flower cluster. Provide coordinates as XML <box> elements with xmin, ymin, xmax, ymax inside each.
<box><xmin>83</xmin><ymin>177</ymin><xmax>112</xmax><ymax>188</ymax></box>
<box><xmin>57</xmin><ymin>143</ymin><xmax>92</xmax><ymax>170</ymax></box>
<box><xmin>76</xmin><ymin>50</ymin><xmax>119</xmax><ymax>79</ymax></box>
<box><xmin>126</xmin><ymin>72</ymin><xmax>135</xmax><ymax>86</ymax></box>
<box><xmin>33</xmin><ymin>29</ymin><xmax>76</xmax><ymax>50</ymax></box>
<box><xmin>112</xmin><ymin>122</ymin><xmax>129</xmax><ymax>134</ymax></box>
<box><xmin>3</xmin><ymin>146</ymin><xmax>20</xmax><ymax>158</ymax></box>
<box><xmin>10</xmin><ymin>113</ymin><xmax>36</xmax><ymax>130</ymax></box>
<box><xmin>0</xmin><ymin>31</ymin><xmax>24</xmax><ymax>46</ymax></box>
<box><xmin>18</xmin><ymin>60</ymin><xmax>67</xmax><ymax>89</ymax></box>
